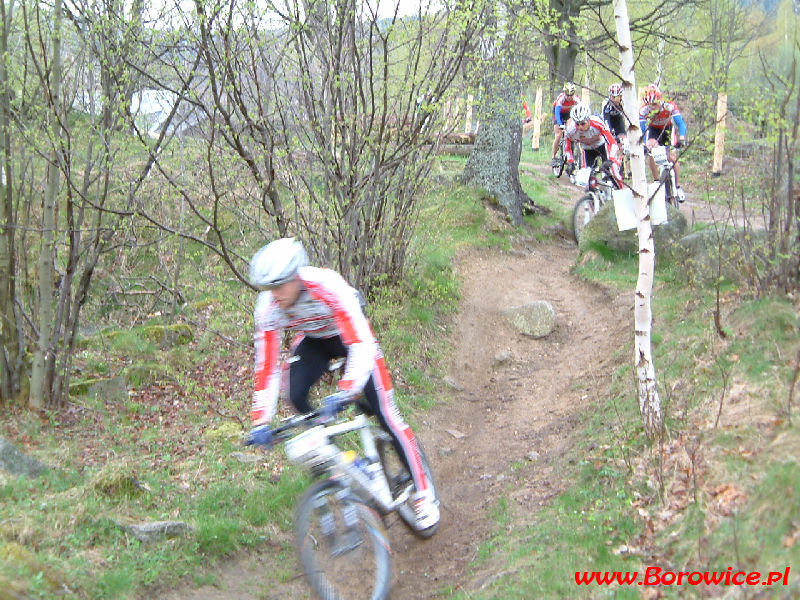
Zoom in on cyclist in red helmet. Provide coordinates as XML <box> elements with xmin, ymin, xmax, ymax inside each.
<box><xmin>639</xmin><ymin>85</ymin><xmax>688</xmax><ymax>202</ymax></box>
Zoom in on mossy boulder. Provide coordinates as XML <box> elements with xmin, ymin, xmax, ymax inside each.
<box><xmin>667</xmin><ymin>228</ymin><xmax>768</xmax><ymax>286</ymax></box>
<box><xmin>87</xmin><ymin>462</ymin><xmax>144</xmax><ymax>498</ymax></box>
<box><xmin>143</xmin><ymin>323</ymin><xmax>193</xmax><ymax>346</ymax></box>
<box><xmin>503</xmin><ymin>301</ymin><xmax>557</xmax><ymax>338</ymax></box>
<box><xmin>0</xmin><ymin>437</ymin><xmax>46</xmax><ymax>477</ymax></box>
<box><xmin>577</xmin><ymin>199</ymin><xmax>688</xmax><ymax>257</ymax></box>
<box><xmin>0</xmin><ymin>542</ymin><xmax>68</xmax><ymax>595</ymax></box>
<box><xmin>203</xmin><ymin>422</ymin><xmax>244</xmax><ymax>444</ymax></box>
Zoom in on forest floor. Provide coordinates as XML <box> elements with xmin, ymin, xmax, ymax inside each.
<box><xmin>158</xmin><ymin>160</ymin><xmax>669</xmax><ymax>599</ymax></box>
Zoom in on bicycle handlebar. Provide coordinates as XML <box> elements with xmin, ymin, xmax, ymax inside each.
<box><xmin>250</xmin><ymin>396</ymin><xmax>365</xmax><ymax>447</ymax></box>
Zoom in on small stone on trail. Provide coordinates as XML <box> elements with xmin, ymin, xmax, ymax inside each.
<box><xmin>446</xmin><ymin>428</ymin><xmax>466</xmax><ymax>439</ymax></box>
<box><xmin>443</xmin><ymin>376</ymin><xmax>464</xmax><ymax>391</ymax></box>
<box><xmin>493</xmin><ymin>351</ymin><xmax>512</xmax><ymax>365</ymax></box>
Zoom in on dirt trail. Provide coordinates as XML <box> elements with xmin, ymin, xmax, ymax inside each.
<box><xmin>159</xmin><ymin>218</ymin><xmax>634</xmax><ymax>599</ymax></box>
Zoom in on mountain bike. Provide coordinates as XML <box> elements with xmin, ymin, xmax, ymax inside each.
<box><xmin>260</xmin><ymin>399</ymin><xmax>439</xmax><ymax>600</ymax></box>
<box><xmin>552</xmin><ymin>126</ymin><xmax>582</xmax><ymax>178</ymax></box>
<box><xmin>551</xmin><ymin>126</ymin><xmax>567</xmax><ymax>177</ymax></box>
<box><xmin>571</xmin><ymin>160</ymin><xmax>619</xmax><ymax>243</ymax></box>
<box><xmin>649</xmin><ymin>145</ymin><xmax>680</xmax><ymax>208</ymax></box>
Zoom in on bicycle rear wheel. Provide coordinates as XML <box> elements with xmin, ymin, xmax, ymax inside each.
<box><xmin>572</xmin><ymin>195</ymin><xmax>596</xmax><ymax>243</ymax></box>
<box><xmin>552</xmin><ymin>143</ymin><xmax>565</xmax><ymax>177</ymax></box>
<box><xmin>375</xmin><ymin>430</ymin><xmax>439</xmax><ymax>539</ymax></box>
<box><xmin>296</xmin><ymin>480</ymin><xmax>392</xmax><ymax>600</ymax></box>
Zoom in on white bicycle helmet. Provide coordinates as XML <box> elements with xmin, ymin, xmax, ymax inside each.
<box><xmin>249</xmin><ymin>237</ymin><xmax>308</xmax><ymax>289</ymax></box>
<box><xmin>570</xmin><ymin>103</ymin><xmax>591</xmax><ymax>123</ymax></box>
<box><xmin>564</xmin><ymin>81</ymin><xmax>576</xmax><ymax>95</ymax></box>
<box><xmin>608</xmin><ymin>83</ymin><xmax>623</xmax><ymax>97</ymax></box>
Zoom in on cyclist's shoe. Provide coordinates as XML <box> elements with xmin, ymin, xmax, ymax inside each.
<box><xmin>414</xmin><ymin>493</ymin><xmax>440</xmax><ymax>531</ymax></box>
<box><xmin>676</xmin><ymin>187</ymin><xmax>686</xmax><ymax>203</ymax></box>
<box><xmin>550</xmin><ymin>158</ymin><xmax>560</xmax><ymax>168</ymax></box>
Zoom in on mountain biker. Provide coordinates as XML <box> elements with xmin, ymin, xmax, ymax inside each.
<box><xmin>602</xmin><ymin>83</ymin><xmax>630</xmax><ymax>177</ymax></box>
<box><xmin>638</xmin><ymin>85</ymin><xmax>688</xmax><ymax>202</ymax></box>
<box><xmin>564</xmin><ymin>102</ymin><xmax>623</xmax><ymax>187</ymax></box>
<box><xmin>551</xmin><ymin>81</ymin><xmax>581</xmax><ymax>167</ymax></box>
<box><xmin>245</xmin><ymin>237</ymin><xmax>440</xmax><ymax>531</ymax></box>
<box><xmin>602</xmin><ymin>83</ymin><xmax>627</xmax><ymax>143</ymax></box>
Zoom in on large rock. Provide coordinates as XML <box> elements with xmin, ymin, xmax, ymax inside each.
<box><xmin>577</xmin><ymin>199</ymin><xmax>688</xmax><ymax>257</ymax></box>
<box><xmin>503</xmin><ymin>301</ymin><xmax>556</xmax><ymax>338</ymax></box>
<box><xmin>669</xmin><ymin>228</ymin><xmax>768</xmax><ymax>286</ymax></box>
<box><xmin>0</xmin><ymin>437</ymin><xmax>46</xmax><ymax>477</ymax></box>
<box><xmin>121</xmin><ymin>520</ymin><xmax>192</xmax><ymax>544</ymax></box>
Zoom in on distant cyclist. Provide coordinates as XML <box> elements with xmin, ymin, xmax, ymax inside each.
<box><xmin>639</xmin><ymin>85</ymin><xmax>687</xmax><ymax>202</ymax></box>
<box><xmin>603</xmin><ymin>83</ymin><xmax>630</xmax><ymax>177</ymax></box>
<box><xmin>245</xmin><ymin>237</ymin><xmax>440</xmax><ymax>531</ymax></box>
<box><xmin>564</xmin><ymin>103</ymin><xmax>623</xmax><ymax>187</ymax></box>
<box><xmin>550</xmin><ymin>81</ymin><xmax>581</xmax><ymax>167</ymax></box>
<box><xmin>602</xmin><ymin>83</ymin><xmax>627</xmax><ymax>142</ymax></box>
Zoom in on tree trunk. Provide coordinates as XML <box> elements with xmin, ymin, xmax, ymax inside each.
<box><xmin>613</xmin><ymin>0</ymin><xmax>663</xmax><ymax>439</ymax></box>
<box><xmin>544</xmin><ymin>0</ymin><xmax>580</xmax><ymax>93</ymax></box>
<box><xmin>462</xmin><ymin>27</ymin><xmax>537</xmax><ymax>226</ymax></box>
<box><xmin>30</xmin><ymin>0</ymin><xmax>63</xmax><ymax>409</ymax></box>
<box><xmin>0</xmin><ymin>0</ymin><xmax>20</xmax><ymax>402</ymax></box>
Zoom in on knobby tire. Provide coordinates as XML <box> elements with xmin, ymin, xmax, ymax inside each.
<box><xmin>552</xmin><ymin>143</ymin><xmax>565</xmax><ymax>178</ymax></box>
<box><xmin>661</xmin><ymin>168</ymin><xmax>679</xmax><ymax>209</ymax></box>
<box><xmin>295</xmin><ymin>480</ymin><xmax>392</xmax><ymax>600</ymax></box>
<box><xmin>572</xmin><ymin>195</ymin><xmax>596</xmax><ymax>244</ymax></box>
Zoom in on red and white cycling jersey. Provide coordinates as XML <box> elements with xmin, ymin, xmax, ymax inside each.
<box><xmin>639</xmin><ymin>100</ymin><xmax>681</xmax><ymax>129</ymax></box>
<box><xmin>552</xmin><ymin>92</ymin><xmax>580</xmax><ymax>110</ymax></box>
<box><xmin>251</xmin><ymin>266</ymin><xmax>377</xmax><ymax>425</ymax></box>
<box><xmin>564</xmin><ymin>116</ymin><xmax>619</xmax><ymax>162</ymax></box>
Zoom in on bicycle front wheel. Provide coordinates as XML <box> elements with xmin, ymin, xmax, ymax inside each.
<box><xmin>552</xmin><ymin>143</ymin><xmax>565</xmax><ymax>177</ymax></box>
<box><xmin>572</xmin><ymin>195</ymin><xmax>596</xmax><ymax>243</ymax></box>
<box><xmin>296</xmin><ymin>480</ymin><xmax>392</xmax><ymax>600</ymax></box>
<box><xmin>662</xmin><ymin>169</ymin><xmax>679</xmax><ymax>208</ymax></box>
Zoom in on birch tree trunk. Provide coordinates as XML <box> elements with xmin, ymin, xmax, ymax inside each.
<box><xmin>30</xmin><ymin>0</ymin><xmax>63</xmax><ymax>409</ymax></box>
<box><xmin>613</xmin><ymin>0</ymin><xmax>663</xmax><ymax>439</ymax></box>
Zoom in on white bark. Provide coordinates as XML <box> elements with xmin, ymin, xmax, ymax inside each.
<box><xmin>613</xmin><ymin>0</ymin><xmax>663</xmax><ymax>438</ymax></box>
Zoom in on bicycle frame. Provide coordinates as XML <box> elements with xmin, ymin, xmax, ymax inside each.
<box><xmin>649</xmin><ymin>145</ymin><xmax>677</xmax><ymax>204</ymax></box>
<box><xmin>576</xmin><ymin>164</ymin><xmax>616</xmax><ymax>205</ymax></box>
<box><xmin>281</xmin><ymin>410</ymin><xmax>411</xmax><ymax>514</ymax></box>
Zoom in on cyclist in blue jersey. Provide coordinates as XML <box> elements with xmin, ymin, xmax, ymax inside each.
<box><xmin>550</xmin><ymin>82</ymin><xmax>581</xmax><ymax>167</ymax></box>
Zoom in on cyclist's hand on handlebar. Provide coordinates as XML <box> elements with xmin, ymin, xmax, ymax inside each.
<box><xmin>245</xmin><ymin>424</ymin><xmax>275</xmax><ymax>448</ymax></box>
<box><xmin>320</xmin><ymin>391</ymin><xmax>351</xmax><ymax>421</ymax></box>
<box><xmin>675</xmin><ymin>137</ymin><xmax>685</xmax><ymax>149</ymax></box>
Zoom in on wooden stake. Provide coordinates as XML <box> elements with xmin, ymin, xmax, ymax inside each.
<box><xmin>581</xmin><ymin>86</ymin><xmax>591</xmax><ymax>108</ymax></box>
<box><xmin>531</xmin><ymin>87</ymin><xmax>542</xmax><ymax>150</ymax></box>
<box><xmin>464</xmin><ymin>94</ymin><xmax>474</xmax><ymax>134</ymax></box>
<box><xmin>712</xmin><ymin>93</ymin><xmax>727</xmax><ymax>177</ymax></box>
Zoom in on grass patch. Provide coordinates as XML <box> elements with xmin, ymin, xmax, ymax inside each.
<box><xmin>444</xmin><ymin>458</ymin><xmax>645</xmax><ymax>599</ymax></box>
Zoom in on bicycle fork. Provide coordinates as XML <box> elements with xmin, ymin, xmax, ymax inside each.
<box><xmin>315</xmin><ymin>490</ymin><xmax>364</xmax><ymax>557</ymax></box>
